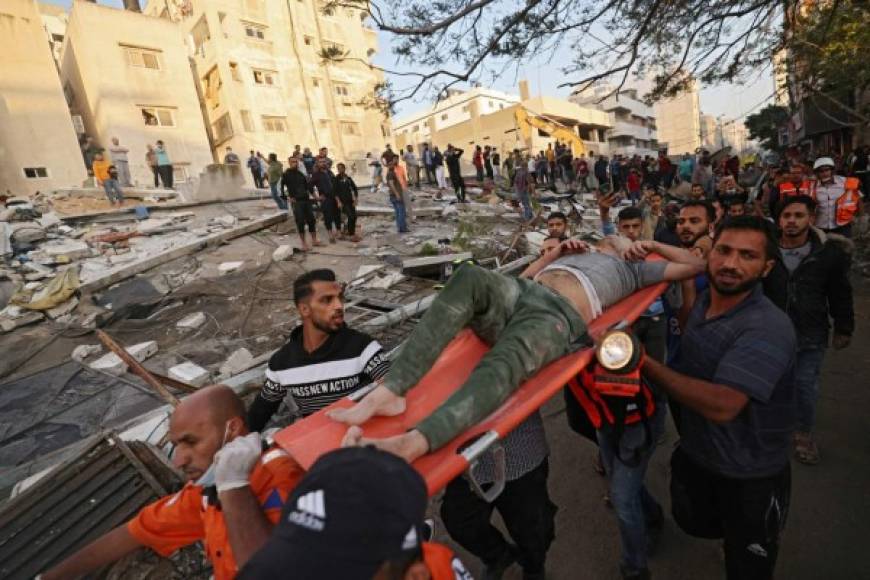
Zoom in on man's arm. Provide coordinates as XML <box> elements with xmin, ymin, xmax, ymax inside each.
<box><xmin>349</xmin><ymin>176</ymin><xmax>359</xmax><ymax>200</ymax></box>
<box><xmin>598</xmin><ymin>193</ymin><xmax>617</xmax><ymax>235</ymax></box>
<box><xmin>828</xmin><ymin>245</ymin><xmax>855</xmax><ymax>348</ymax></box>
<box><xmin>247</xmin><ymin>375</ymin><xmax>287</xmax><ymax>432</ymax></box>
<box><xmin>520</xmin><ymin>239</ymin><xmax>590</xmax><ymax>279</ymax></box>
<box><xmin>626</xmin><ymin>240</ymin><xmax>705</xmax><ymax>281</ymax></box>
<box><xmin>642</xmin><ymin>357</ymin><xmax>749</xmax><ymax>423</ymax></box>
<box><xmin>219</xmin><ymin>488</ymin><xmax>273</xmax><ymax>569</ymax></box>
<box><xmin>42</xmin><ymin>526</ymin><xmax>142</xmax><ymax>580</ymax></box>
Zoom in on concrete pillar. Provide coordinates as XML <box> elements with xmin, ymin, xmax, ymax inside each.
<box><xmin>123</xmin><ymin>0</ymin><xmax>142</xmax><ymax>12</ymax></box>
<box><xmin>519</xmin><ymin>80</ymin><xmax>530</xmax><ymax>101</ymax></box>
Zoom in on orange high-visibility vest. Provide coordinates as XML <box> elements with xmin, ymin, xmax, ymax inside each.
<box><xmin>810</xmin><ymin>177</ymin><xmax>862</xmax><ymax>226</ymax></box>
<box><xmin>778</xmin><ymin>180</ymin><xmax>814</xmax><ymax>199</ymax></box>
<box><xmin>423</xmin><ymin>542</ymin><xmax>470</xmax><ymax>579</ymax></box>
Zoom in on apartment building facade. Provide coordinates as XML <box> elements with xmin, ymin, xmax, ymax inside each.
<box><xmin>145</xmin><ymin>0</ymin><xmax>390</xmax><ymax>181</ymax></box>
<box><xmin>0</xmin><ymin>0</ymin><xmax>86</xmax><ymax>197</ymax></box>
<box><xmin>654</xmin><ymin>81</ymin><xmax>702</xmax><ymax>155</ymax></box>
<box><xmin>571</xmin><ymin>84</ymin><xmax>659</xmax><ymax>157</ymax></box>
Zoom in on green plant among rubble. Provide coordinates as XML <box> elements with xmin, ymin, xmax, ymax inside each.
<box><xmin>419</xmin><ymin>242</ymin><xmax>439</xmax><ymax>256</ymax></box>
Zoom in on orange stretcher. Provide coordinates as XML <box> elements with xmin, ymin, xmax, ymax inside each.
<box><xmin>274</xmin><ymin>280</ymin><xmax>668</xmax><ymax>497</ymax></box>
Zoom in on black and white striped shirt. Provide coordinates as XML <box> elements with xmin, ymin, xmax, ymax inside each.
<box><xmin>248</xmin><ymin>325</ymin><xmax>390</xmax><ymax>431</ymax></box>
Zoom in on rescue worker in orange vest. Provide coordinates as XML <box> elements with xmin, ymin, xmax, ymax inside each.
<box><xmin>808</xmin><ymin>156</ymin><xmax>864</xmax><ymax>238</ymax></box>
<box><xmin>768</xmin><ymin>164</ymin><xmax>813</xmax><ymax>215</ymax></box>
<box><xmin>40</xmin><ymin>385</ymin><xmax>304</xmax><ymax>580</ymax></box>
<box><xmin>240</xmin><ymin>446</ymin><xmax>473</xmax><ymax>580</ymax></box>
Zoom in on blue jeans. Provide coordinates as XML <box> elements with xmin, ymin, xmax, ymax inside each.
<box><xmin>597</xmin><ymin>401</ymin><xmax>666</xmax><ymax>573</ymax></box>
<box><xmin>269</xmin><ymin>182</ymin><xmax>287</xmax><ymax>210</ymax></box>
<box><xmin>391</xmin><ymin>197</ymin><xmax>408</xmax><ymax>232</ymax></box>
<box><xmin>103</xmin><ymin>179</ymin><xmax>123</xmax><ymax>203</ymax></box>
<box><xmin>794</xmin><ymin>346</ymin><xmax>826</xmax><ymax>432</ymax></box>
<box><xmin>516</xmin><ymin>188</ymin><xmax>533</xmax><ymax>220</ymax></box>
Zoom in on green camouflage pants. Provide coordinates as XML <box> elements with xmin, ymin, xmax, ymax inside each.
<box><xmin>384</xmin><ymin>264</ymin><xmax>588</xmax><ymax>450</ymax></box>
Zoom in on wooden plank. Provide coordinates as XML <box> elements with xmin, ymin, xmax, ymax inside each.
<box><xmin>79</xmin><ymin>213</ymin><xmax>287</xmax><ymax>293</ymax></box>
<box><xmin>95</xmin><ymin>330</ymin><xmax>179</xmax><ymax>407</ymax></box>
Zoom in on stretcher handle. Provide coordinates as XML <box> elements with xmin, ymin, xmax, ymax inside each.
<box><xmin>461</xmin><ymin>430</ymin><xmax>506</xmax><ymax>503</ymax></box>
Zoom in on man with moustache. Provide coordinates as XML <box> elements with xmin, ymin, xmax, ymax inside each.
<box><xmin>643</xmin><ymin>217</ymin><xmax>797</xmax><ymax>580</ymax></box>
<box><xmin>763</xmin><ymin>196</ymin><xmax>854</xmax><ymax>465</ymax></box>
<box><xmin>247</xmin><ymin>270</ymin><xmax>390</xmax><ymax>431</ymax></box>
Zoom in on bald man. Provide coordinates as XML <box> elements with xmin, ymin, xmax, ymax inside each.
<box><xmin>40</xmin><ymin>385</ymin><xmax>303</xmax><ymax>580</ymax></box>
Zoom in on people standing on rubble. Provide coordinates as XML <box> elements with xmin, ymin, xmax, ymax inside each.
<box><xmin>432</xmin><ymin>145</ymin><xmax>448</xmax><ymax>195</ymax></box>
<box><xmin>386</xmin><ymin>157</ymin><xmax>410</xmax><ymax>233</ymax></box>
<box><xmin>445</xmin><ymin>144</ymin><xmax>467</xmax><ymax>202</ymax></box>
<box><xmin>302</xmin><ymin>147</ymin><xmax>316</xmax><ymax>174</ymax></box>
<box><xmin>224</xmin><ymin>147</ymin><xmax>241</xmax><ymax>165</ymax></box>
<box><xmin>39</xmin><ymin>385</ymin><xmax>304</xmax><ymax>580</ymax></box>
<box><xmin>513</xmin><ymin>152</ymin><xmax>535</xmax><ymax>221</ymax></box>
<box><xmin>91</xmin><ymin>152</ymin><xmax>123</xmax><ymax>206</ymax></box>
<box><xmin>316</xmin><ymin>147</ymin><xmax>333</xmax><ymax>171</ymax></box>
<box><xmin>247</xmin><ymin>269</ymin><xmax>390</xmax><ymax>431</ymax></box>
<box><xmin>403</xmin><ymin>145</ymin><xmax>421</xmax><ymax>189</ymax></box>
<box><xmin>484</xmin><ymin>145</ymin><xmax>495</xmax><ymax>181</ymax></box>
<box><xmin>281</xmin><ymin>156</ymin><xmax>320</xmax><ymax>251</ymax></box>
<box><xmin>248</xmin><ymin>150</ymin><xmax>265</xmax><ymax>189</ymax></box>
<box><xmin>335</xmin><ymin>163</ymin><xmax>361</xmax><ymax>242</ymax></box>
<box><xmin>108</xmin><ymin>137</ymin><xmax>131</xmax><ymax>187</ymax></box>
<box><xmin>146</xmin><ymin>144</ymin><xmax>159</xmax><ymax>188</ymax></box>
<box><xmin>309</xmin><ymin>157</ymin><xmax>342</xmax><ymax>243</ymax></box>
<box><xmin>473</xmin><ymin>145</ymin><xmax>485</xmax><ymax>182</ymax></box>
<box><xmin>764</xmin><ymin>195</ymin><xmax>854</xmax><ymax>465</ymax></box>
<box><xmin>154</xmin><ymin>140</ymin><xmax>173</xmax><ymax>189</ymax></box>
<box><xmin>266</xmin><ymin>153</ymin><xmax>285</xmax><ymax>211</ymax></box>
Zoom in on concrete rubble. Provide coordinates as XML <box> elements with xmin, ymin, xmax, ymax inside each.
<box><xmin>219</xmin><ymin>347</ymin><xmax>255</xmax><ymax>378</ymax></box>
<box><xmin>168</xmin><ymin>361</ymin><xmax>210</xmax><ymax>387</ymax></box>
<box><xmin>219</xmin><ymin>261</ymin><xmax>245</xmax><ymax>275</ymax></box>
<box><xmin>71</xmin><ymin>344</ymin><xmax>102</xmax><ymax>362</ymax></box>
<box><xmin>272</xmin><ymin>245</ymin><xmax>295</xmax><ymax>261</ymax></box>
<box><xmin>176</xmin><ymin>311</ymin><xmax>207</xmax><ymax>330</ymax></box>
<box><xmin>89</xmin><ymin>340</ymin><xmax>159</xmax><ymax>376</ymax></box>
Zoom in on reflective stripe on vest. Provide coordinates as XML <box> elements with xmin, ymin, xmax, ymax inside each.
<box><xmin>811</xmin><ymin>177</ymin><xmax>862</xmax><ymax>226</ymax></box>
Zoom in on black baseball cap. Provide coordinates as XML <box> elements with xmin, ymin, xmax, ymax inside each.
<box><xmin>239</xmin><ymin>447</ymin><xmax>428</xmax><ymax>580</ymax></box>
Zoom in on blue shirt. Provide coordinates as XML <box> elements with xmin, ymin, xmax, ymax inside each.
<box><xmin>155</xmin><ymin>148</ymin><xmax>170</xmax><ymax>166</ymax></box>
<box><xmin>674</xmin><ymin>285</ymin><xmax>796</xmax><ymax>478</ymax></box>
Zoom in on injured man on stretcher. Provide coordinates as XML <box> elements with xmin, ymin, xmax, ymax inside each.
<box><xmin>329</xmin><ymin>236</ymin><xmax>704</xmax><ymax>462</ymax></box>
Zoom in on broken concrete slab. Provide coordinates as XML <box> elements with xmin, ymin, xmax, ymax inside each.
<box><xmin>0</xmin><ymin>311</ymin><xmax>44</xmax><ymax>333</ymax></box>
<box><xmin>213</xmin><ymin>215</ymin><xmax>238</xmax><ymax>228</ymax></box>
<box><xmin>42</xmin><ymin>240</ymin><xmax>91</xmax><ymax>261</ymax></box>
<box><xmin>135</xmin><ymin>218</ymin><xmax>174</xmax><ymax>234</ymax></box>
<box><xmin>176</xmin><ymin>311</ymin><xmax>207</xmax><ymax>330</ymax></box>
<box><xmin>219</xmin><ymin>347</ymin><xmax>255</xmax><ymax>378</ymax></box>
<box><xmin>168</xmin><ymin>362</ymin><xmax>210</xmax><ymax>387</ymax></box>
<box><xmin>219</xmin><ymin>261</ymin><xmax>245</xmax><ymax>275</ymax></box>
<box><xmin>365</xmin><ymin>271</ymin><xmax>406</xmax><ymax>290</ymax></box>
<box><xmin>272</xmin><ymin>245</ymin><xmax>294</xmax><ymax>262</ymax></box>
<box><xmin>36</xmin><ymin>212</ymin><xmax>61</xmax><ymax>229</ymax></box>
<box><xmin>46</xmin><ymin>296</ymin><xmax>79</xmax><ymax>320</ymax></box>
<box><xmin>71</xmin><ymin>344</ymin><xmax>102</xmax><ymax>362</ymax></box>
<box><xmin>89</xmin><ymin>340</ymin><xmax>159</xmax><ymax>376</ymax></box>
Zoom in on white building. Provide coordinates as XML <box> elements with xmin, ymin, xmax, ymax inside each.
<box><xmin>700</xmin><ymin>113</ymin><xmax>720</xmax><ymax>150</ymax></box>
<box><xmin>654</xmin><ymin>81</ymin><xmax>701</xmax><ymax>155</ymax></box>
<box><xmin>570</xmin><ymin>84</ymin><xmax>658</xmax><ymax>157</ymax></box>
<box><xmin>0</xmin><ymin>0</ymin><xmax>87</xmax><ymax>196</ymax></box>
<box><xmin>61</xmin><ymin>1</ymin><xmax>214</xmax><ymax>188</ymax></box>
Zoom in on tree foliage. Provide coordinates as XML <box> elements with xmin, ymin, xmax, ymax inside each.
<box><xmin>323</xmin><ymin>0</ymin><xmax>866</xmax><ymax>116</ymax></box>
<box><xmin>745</xmin><ymin>104</ymin><xmax>789</xmax><ymax>151</ymax></box>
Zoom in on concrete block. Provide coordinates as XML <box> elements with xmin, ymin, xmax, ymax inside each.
<box><xmin>176</xmin><ymin>311</ymin><xmax>207</xmax><ymax>330</ymax></box>
<box><xmin>89</xmin><ymin>340</ymin><xmax>159</xmax><ymax>376</ymax></box>
<box><xmin>272</xmin><ymin>245</ymin><xmax>294</xmax><ymax>262</ymax></box>
<box><xmin>71</xmin><ymin>344</ymin><xmax>102</xmax><ymax>362</ymax></box>
<box><xmin>0</xmin><ymin>311</ymin><xmax>44</xmax><ymax>333</ymax></box>
<box><xmin>214</xmin><ymin>215</ymin><xmax>238</xmax><ymax>228</ymax></box>
<box><xmin>219</xmin><ymin>347</ymin><xmax>255</xmax><ymax>377</ymax></box>
<box><xmin>37</xmin><ymin>212</ymin><xmax>61</xmax><ymax>229</ymax></box>
<box><xmin>169</xmin><ymin>361</ymin><xmax>210</xmax><ymax>387</ymax></box>
<box><xmin>219</xmin><ymin>261</ymin><xmax>244</xmax><ymax>275</ymax></box>
<box><xmin>43</xmin><ymin>240</ymin><xmax>91</xmax><ymax>261</ymax></box>
<box><xmin>401</xmin><ymin>252</ymin><xmax>473</xmax><ymax>277</ymax></box>
<box><xmin>46</xmin><ymin>296</ymin><xmax>79</xmax><ymax>320</ymax></box>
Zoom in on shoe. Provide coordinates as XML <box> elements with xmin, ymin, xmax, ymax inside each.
<box><xmin>482</xmin><ymin>549</ymin><xmax>517</xmax><ymax>580</ymax></box>
<box><xmin>794</xmin><ymin>431</ymin><xmax>820</xmax><ymax>465</ymax></box>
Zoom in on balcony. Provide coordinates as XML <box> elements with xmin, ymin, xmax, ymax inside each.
<box><xmin>610</xmin><ymin>121</ymin><xmax>653</xmax><ymax>140</ymax></box>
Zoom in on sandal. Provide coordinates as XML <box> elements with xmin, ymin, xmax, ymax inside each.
<box><xmin>794</xmin><ymin>432</ymin><xmax>820</xmax><ymax>465</ymax></box>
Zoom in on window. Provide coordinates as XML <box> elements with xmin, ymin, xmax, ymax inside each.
<box><xmin>304</xmin><ymin>35</ymin><xmax>313</xmax><ymax>46</ymax></box>
<box><xmin>23</xmin><ymin>167</ymin><xmax>48</xmax><ymax>179</ymax></box>
<box><xmin>381</xmin><ymin>124</ymin><xmax>390</xmax><ymax>137</ymax></box>
<box><xmin>318</xmin><ymin>119</ymin><xmax>331</xmax><ymax>128</ymax></box>
<box><xmin>240</xmin><ymin>110</ymin><xmax>254</xmax><ymax>132</ymax></box>
<box><xmin>262</xmin><ymin>116</ymin><xmax>287</xmax><ymax>132</ymax></box>
<box><xmin>499</xmin><ymin>103</ymin><xmax>504</xmax><ymax>109</ymax></box>
<box><xmin>334</xmin><ymin>84</ymin><xmax>350</xmax><ymax>96</ymax></box>
<box><xmin>488</xmin><ymin>100</ymin><xmax>494</xmax><ymax>107</ymax></box>
<box><xmin>243</xmin><ymin>22</ymin><xmax>266</xmax><ymax>40</ymax></box>
<box><xmin>412</xmin><ymin>124</ymin><xmax>419</xmax><ymax>132</ymax></box>
<box><xmin>229</xmin><ymin>62</ymin><xmax>240</xmax><ymax>81</ymax></box>
<box><xmin>312</xmin><ymin>78</ymin><xmax>321</xmax><ymax>88</ymax></box>
<box><xmin>213</xmin><ymin>112</ymin><xmax>233</xmax><ymax>143</ymax></box>
<box><xmin>141</xmin><ymin>107</ymin><xmax>175</xmax><ymax>127</ymax></box>
<box><xmin>124</xmin><ymin>47</ymin><xmax>161</xmax><ymax>69</ymax></box>
<box><xmin>341</xmin><ymin>122</ymin><xmax>360</xmax><ymax>135</ymax></box>
<box><xmin>461</xmin><ymin>105</ymin><xmax>469</xmax><ymax>112</ymax></box>
<box><xmin>440</xmin><ymin>113</ymin><xmax>448</xmax><ymax>120</ymax></box>
<box><xmin>252</xmin><ymin>69</ymin><xmax>277</xmax><ymax>86</ymax></box>
<box><xmin>323</xmin><ymin>41</ymin><xmax>346</xmax><ymax>54</ymax></box>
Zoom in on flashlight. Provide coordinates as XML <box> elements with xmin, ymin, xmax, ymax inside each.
<box><xmin>596</xmin><ymin>329</ymin><xmax>642</xmax><ymax>373</ymax></box>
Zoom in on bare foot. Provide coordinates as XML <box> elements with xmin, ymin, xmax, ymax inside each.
<box><xmin>340</xmin><ymin>427</ymin><xmax>430</xmax><ymax>463</ymax></box>
<box><xmin>327</xmin><ymin>384</ymin><xmax>406</xmax><ymax>425</ymax></box>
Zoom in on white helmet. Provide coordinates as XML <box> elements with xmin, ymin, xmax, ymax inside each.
<box><xmin>813</xmin><ymin>157</ymin><xmax>835</xmax><ymax>171</ymax></box>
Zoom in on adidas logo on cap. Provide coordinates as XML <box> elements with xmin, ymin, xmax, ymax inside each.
<box><xmin>288</xmin><ymin>490</ymin><xmax>326</xmax><ymax>531</ymax></box>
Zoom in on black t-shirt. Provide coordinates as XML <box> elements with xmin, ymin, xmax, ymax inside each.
<box><xmin>280</xmin><ymin>169</ymin><xmax>310</xmax><ymax>202</ymax></box>
<box><xmin>247</xmin><ymin>325</ymin><xmax>391</xmax><ymax>431</ymax></box>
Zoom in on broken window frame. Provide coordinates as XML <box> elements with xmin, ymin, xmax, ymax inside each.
<box><xmin>140</xmin><ymin>107</ymin><xmax>176</xmax><ymax>127</ymax></box>
<box><xmin>23</xmin><ymin>167</ymin><xmax>49</xmax><ymax>179</ymax></box>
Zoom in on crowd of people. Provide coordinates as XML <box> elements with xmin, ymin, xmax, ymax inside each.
<box><xmin>39</xmin><ymin>139</ymin><xmax>865</xmax><ymax>580</ymax></box>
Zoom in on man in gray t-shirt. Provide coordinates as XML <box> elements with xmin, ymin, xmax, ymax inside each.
<box><xmin>329</xmin><ymin>236</ymin><xmax>704</xmax><ymax>465</ymax></box>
